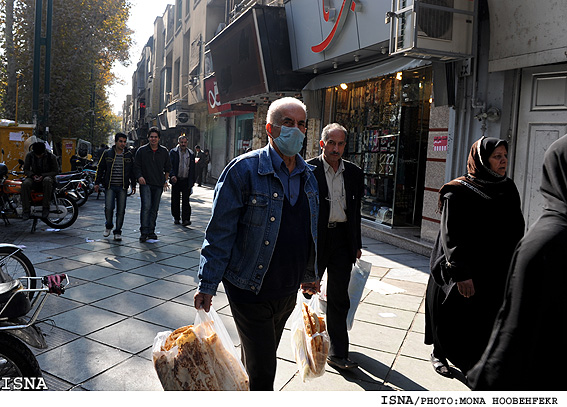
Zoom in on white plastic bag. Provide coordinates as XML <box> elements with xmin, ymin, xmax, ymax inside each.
<box><xmin>346</xmin><ymin>259</ymin><xmax>371</xmax><ymax>330</ymax></box>
<box><xmin>319</xmin><ymin>258</ymin><xmax>372</xmax><ymax>331</ymax></box>
<box><xmin>152</xmin><ymin>306</ymin><xmax>249</xmax><ymax>391</ymax></box>
<box><xmin>290</xmin><ymin>291</ymin><xmax>330</xmax><ymax>382</ymax></box>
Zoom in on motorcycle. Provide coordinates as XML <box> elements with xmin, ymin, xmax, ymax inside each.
<box><xmin>0</xmin><ymin>161</ymin><xmax>79</xmax><ymax>232</ymax></box>
<box><xmin>0</xmin><ymin>246</ymin><xmax>69</xmax><ymax>390</ymax></box>
<box><xmin>56</xmin><ymin>170</ymin><xmax>91</xmax><ymax>207</ymax></box>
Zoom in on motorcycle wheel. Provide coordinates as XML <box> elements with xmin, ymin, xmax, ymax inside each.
<box><xmin>0</xmin><ymin>333</ymin><xmax>43</xmax><ymax>390</ymax></box>
<box><xmin>0</xmin><ymin>246</ymin><xmax>36</xmax><ymax>300</ymax></box>
<box><xmin>42</xmin><ymin>197</ymin><xmax>78</xmax><ymax>229</ymax></box>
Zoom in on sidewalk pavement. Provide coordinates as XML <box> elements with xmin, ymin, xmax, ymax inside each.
<box><xmin>7</xmin><ymin>185</ymin><xmax>470</xmax><ymax>392</ymax></box>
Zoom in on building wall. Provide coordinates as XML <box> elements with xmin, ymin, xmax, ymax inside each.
<box><xmin>421</xmin><ymin>104</ymin><xmax>451</xmax><ymax>242</ymax></box>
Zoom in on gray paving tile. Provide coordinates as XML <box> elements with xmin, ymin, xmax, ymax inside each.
<box><xmin>65</xmin><ymin>264</ymin><xmax>122</xmax><ymax>281</ymax></box>
<box><xmin>34</xmin><ymin>258</ymin><xmax>89</xmax><ymax>273</ymax></box>
<box><xmin>67</xmin><ymin>253</ymin><xmax>151</xmax><ymax>271</ymax></box>
<box><xmin>349</xmin><ymin>320</ymin><xmax>406</xmax><ymax>355</ymax></box>
<box><xmin>128</xmin><ymin>263</ymin><xmax>184</xmax><ymax>278</ymax></box>
<box><xmin>49</xmin><ymin>305</ymin><xmax>126</xmax><ymax>336</ymax></box>
<box><xmin>157</xmin><ymin>255</ymin><xmax>200</xmax><ymax>269</ymax></box>
<box><xmin>81</xmin><ymin>356</ymin><xmax>163</xmax><ymax>391</ymax></box>
<box><xmin>363</xmin><ymin>290</ymin><xmax>424</xmax><ymax>312</ymax></box>
<box><xmin>64</xmin><ymin>281</ymin><xmax>123</xmax><ymax>304</ymax></box>
<box><xmin>163</xmin><ymin>268</ymin><xmax>199</xmax><ymax>286</ymax></box>
<box><xmin>36</xmin><ymin>337</ymin><xmax>130</xmax><ymax>384</ymax></box>
<box><xmin>96</xmin><ymin>271</ymin><xmax>157</xmax><ymax>290</ymax></box>
<box><xmin>122</xmin><ymin>250</ymin><xmax>176</xmax><ymax>262</ymax></box>
<box><xmin>385</xmin><ymin>267</ymin><xmax>430</xmax><ymax>284</ymax></box>
<box><xmin>88</xmin><ymin>318</ymin><xmax>166</xmax><ymax>354</ymax></box>
<box><xmin>132</xmin><ymin>279</ymin><xmax>192</xmax><ymax>301</ymax></box>
<box><xmin>354</xmin><ymin>302</ymin><xmax>416</xmax><ymax>331</ymax></box>
<box><xmin>36</xmin><ymin>294</ymin><xmax>83</xmax><ymax>319</ymax></box>
<box><xmin>135</xmin><ymin>301</ymin><xmax>196</xmax><ymax>330</ymax></box>
<box><xmin>33</xmin><ymin>322</ymin><xmax>80</xmax><ymax>355</ymax></box>
<box><xmin>92</xmin><ymin>291</ymin><xmax>164</xmax><ymax>316</ymax></box>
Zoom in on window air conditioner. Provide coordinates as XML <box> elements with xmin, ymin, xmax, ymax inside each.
<box><xmin>388</xmin><ymin>0</ymin><xmax>475</xmax><ymax>60</ymax></box>
<box><xmin>175</xmin><ymin>111</ymin><xmax>195</xmax><ymax>127</ymax></box>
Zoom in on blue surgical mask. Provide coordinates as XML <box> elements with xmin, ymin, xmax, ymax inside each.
<box><xmin>272</xmin><ymin>125</ymin><xmax>305</xmax><ymax>156</ymax></box>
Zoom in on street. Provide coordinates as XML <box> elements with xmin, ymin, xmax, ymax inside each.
<box><xmin>4</xmin><ymin>184</ymin><xmax>468</xmax><ymax>392</ymax></box>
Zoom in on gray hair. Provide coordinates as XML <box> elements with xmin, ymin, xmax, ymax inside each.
<box><xmin>266</xmin><ymin>97</ymin><xmax>307</xmax><ymax>124</ymax></box>
<box><xmin>321</xmin><ymin>123</ymin><xmax>347</xmax><ymax>141</ymax></box>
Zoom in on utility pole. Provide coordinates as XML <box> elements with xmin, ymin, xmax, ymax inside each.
<box><xmin>32</xmin><ymin>0</ymin><xmax>53</xmax><ymax>139</ymax></box>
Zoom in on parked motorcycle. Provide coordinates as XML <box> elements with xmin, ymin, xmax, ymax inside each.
<box><xmin>0</xmin><ymin>162</ymin><xmax>79</xmax><ymax>232</ymax></box>
<box><xmin>0</xmin><ymin>248</ymin><xmax>69</xmax><ymax>390</ymax></box>
<box><xmin>56</xmin><ymin>171</ymin><xmax>90</xmax><ymax>207</ymax></box>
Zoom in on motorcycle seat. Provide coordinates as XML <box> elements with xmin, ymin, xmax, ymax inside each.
<box><xmin>0</xmin><ymin>280</ymin><xmax>32</xmax><ymax>320</ymax></box>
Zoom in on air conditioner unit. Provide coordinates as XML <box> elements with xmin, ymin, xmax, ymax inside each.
<box><xmin>388</xmin><ymin>0</ymin><xmax>475</xmax><ymax>61</ymax></box>
<box><xmin>175</xmin><ymin>110</ymin><xmax>195</xmax><ymax>127</ymax></box>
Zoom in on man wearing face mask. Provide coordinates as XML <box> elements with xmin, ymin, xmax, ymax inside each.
<box><xmin>194</xmin><ymin>97</ymin><xmax>320</xmax><ymax>391</ymax></box>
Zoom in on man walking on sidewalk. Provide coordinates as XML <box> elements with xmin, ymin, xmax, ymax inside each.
<box><xmin>194</xmin><ymin>97</ymin><xmax>320</xmax><ymax>390</ymax></box>
<box><xmin>94</xmin><ymin>132</ymin><xmax>136</xmax><ymax>241</ymax></box>
<box><xmin>169</xmin><ymin>135</ymin><xmax>195</xmax><ymax>226</ymax></box>
<box><xmin>134</xmin><ymin>127</ymin><xmax>171</xmax><ymax>242</ymax></box>
<box><xmin>307</xmin><ymin>123</ymin><xmax>364</xmax><ymax>370</ymax></box>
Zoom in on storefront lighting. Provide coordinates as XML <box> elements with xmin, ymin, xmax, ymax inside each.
<box><xmin>396</xmin><ymin>72</ymin><xmax>403</xmax><ymax>81</ymax></box>
<box><xmin>429</xmin><ymin>97</ymin><xmax>433</xmax><ymax>104</ymax></box>
<box><xmin>340</xmin><ymin>83</ymin><xmax>348</xmax><ymax>90</ymax></box>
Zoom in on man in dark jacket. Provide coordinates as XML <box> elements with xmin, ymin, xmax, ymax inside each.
<box><xmin>169</xmin><ymin>135</ymin><xmax>195</xmax><ymax>226</ymax></box>
<box><xmin>22</xmin><ymin>141</ymin><xmax>59</xmax><ymax>220</ymax></box>
<box><xmin>94</xmin><ymin>133</ymin><xmax>136</xmax><ymax>241</ymax></box>
<box><xmin>195</xmin><ymin>145</ymin><xmax>209</xmax><ymax>186</ymax></box>
<box><xmin>134</xmin><ymin>127</ymin><xmax>171</xmax><ymax>242</ymax></box>
<box><xmin>307</xmin><ymin>123</ymin><xmax>364</xmax><ymax>370</ymax></box>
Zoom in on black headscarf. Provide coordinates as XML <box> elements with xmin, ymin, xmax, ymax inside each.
<box><xmin>438</xmin><ymin>136</ymin><xmax>510</xmax><ymax>211</ymax></box>
<box><xmin>540</xmin><ymin>134</ymin><xmax>567</xmax><ymax>217</ymax></box>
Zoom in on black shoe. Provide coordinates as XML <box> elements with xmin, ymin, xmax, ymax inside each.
<box><xmin>148</xmin><ymin>233</ymin><xmax>158</xmax><ymax>240</ymax></box>
<box><xmin>22</xmin><ymin>212</ymin><xmax>30</xmax><ymax>221</ymax></box>
<box><xmin>139</xmin><ymin>235</ymin><xmax>148</xmax><ymax>242</ymax></box>
<box><xmin>174</xmin><ymin>219</ymin><xmax>180</xmax><ymax>225</ymax></box>
<box><xmin>327</xmin><ymin>356</ymin><xmax>359</xmax><ymax>370</ymax></box>
<box><xmin>182</xmin><ymin>220</ymin><xmax>191</xmax><ymax>226</ymax></box>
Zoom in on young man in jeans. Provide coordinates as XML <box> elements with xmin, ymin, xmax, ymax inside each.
<box><xmin>94</xmin><ymin>133</ymin><xmax>136</xmax><ymax>241</ymax></box>
<box><xmin>134</xmin><ymin>127</ymin><xmax>171</xmax><ymax>242</ymax></box>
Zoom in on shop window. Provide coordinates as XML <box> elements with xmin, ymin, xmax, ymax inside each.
<box><xmin>235</xmin><ymin>113</ymin><xmax>254</xmax><ymax>157</ymax></box>
<box><xmin>336</xmin><ymin>67</ymin><xmax>432</xmax><ymax>227</ymax></box>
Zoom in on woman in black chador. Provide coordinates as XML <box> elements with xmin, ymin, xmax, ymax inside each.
<box><xmin>424</xmin><ymin>136</ymin><xmax>524</xmax><ymax>378</ymax></box>
<box><xmin>467</xmin><ymin>135</ymin><xmax>567</xmax><ymax>390</ymax></box>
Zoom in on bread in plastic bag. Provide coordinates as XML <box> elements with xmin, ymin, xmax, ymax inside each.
<box><xmin>152</xmin><ymin>306</ymin><xmax>249</xmax><ymax>391</ymax></box>
<box><xmin>290</xmin><ymin>291</ymin><xmax>329</xmax><ymax>382</ymax></box>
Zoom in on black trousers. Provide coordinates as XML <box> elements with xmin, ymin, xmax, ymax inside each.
<box><xmin>322</xmin><ymin>224</ymin><xmax>353</xmax><ymax>358</ymax></box>
<box><xmin>170</xmin><ymin>178</ymin><xmax>191</xmax><ymax>222</ymax></box>
<box><xmin>228</xmin><ymin>294</ymin><xmax>296</xmax><ymax>391</ymax></box>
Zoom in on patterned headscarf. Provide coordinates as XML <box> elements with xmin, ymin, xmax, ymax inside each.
<box><xmin>438</xmin><ymin>136</ymin><xmax>509</xmax><ymax>211</ymax></box>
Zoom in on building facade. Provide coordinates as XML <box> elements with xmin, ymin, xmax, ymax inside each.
<box><xmin>122</xmin><ymin>0</ymin><xmax>567</xmax><ymax>251</ymax></box>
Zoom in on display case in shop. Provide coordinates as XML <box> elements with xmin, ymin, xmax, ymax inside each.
<box><xmin>337</xmin><ymin>68</ymin><xmax>432</xmax><ymax>227</ymax></box>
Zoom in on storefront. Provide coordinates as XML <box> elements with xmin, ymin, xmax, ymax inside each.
<box><xmin>319</xmin><ymin>67</ymin><xmax>433</xmax><ymax>227</ymax></box>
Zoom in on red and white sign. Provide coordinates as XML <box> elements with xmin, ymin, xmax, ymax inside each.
<box><xmin>204</xmin><ymin>76</ymin><xmax>231</xmax><ymax>115</ymax></box>
<box><xmin>433</xmin><ymin>136</ymin><xmax>448</xmax><ymax>152</ymax></box>
<box><xmin>311</xmin><ymin>0</ymin><xmax>357</xmax><ymax>53</ymax></box>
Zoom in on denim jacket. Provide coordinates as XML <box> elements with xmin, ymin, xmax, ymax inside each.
<box><xmin>198</xmin><ymin>145</ymin><xmax>319</xmax><ymax>296</ymax></box>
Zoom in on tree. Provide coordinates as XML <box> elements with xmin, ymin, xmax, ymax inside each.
<box><xmin>0</xmin><ymin>0</ymin><xmax>132</xmax><ymax>148</ymax></box>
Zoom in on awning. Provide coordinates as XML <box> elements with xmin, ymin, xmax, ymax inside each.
<box><xmin>303</xmin><ymin>57</ymin><xmax>429</xmax><ymax>90</ymax></box>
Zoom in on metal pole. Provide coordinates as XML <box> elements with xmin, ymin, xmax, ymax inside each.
<box><xmin>32</xmin><ymin>0</ymin><xmax>42</xmax><ymax>132</ymax></box>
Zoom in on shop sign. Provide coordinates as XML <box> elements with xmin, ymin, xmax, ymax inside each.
<box><xmin>311</xmin><ymin>0</ymin><xmax>357</xmax><ymax>53</ymax></box>
<box><xmin>204</xmin><ymin>77</ymin><xmax>231</xmax><ymax>115</ymax></box>
<box><xmin>433</xmin><ymin>136</ymin><xmax>448</xmax><ymax>151</ymax></box>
